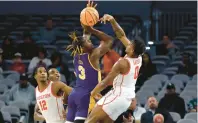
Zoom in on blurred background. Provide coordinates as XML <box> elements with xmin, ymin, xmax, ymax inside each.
<box><xmin>0</xmin><ymin>1</ymin><xmax>197</xmax><ymax>123</ymax></box>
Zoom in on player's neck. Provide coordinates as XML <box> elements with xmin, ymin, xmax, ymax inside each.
<box><xmin>37</xmin><ymin>81</ymin><xmax>49</xmax><ymax>92</ymax></box>
<box><xmin>127</xmin><ymin>54</ymin><xmax>138</xmax><ymax>58</ymax></box>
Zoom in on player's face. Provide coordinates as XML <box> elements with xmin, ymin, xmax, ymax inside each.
<box><xmin>125</xmin><ymin>42</ymin><xmax>134</xmax><ymax>57</ymax></box>
<box><xmin>35</xmin><ymin>67</ymin><xmax>48</xmax><ymax>83</ymax></box>
<box><xmin>148</xmin><ymin>97</ymin><xmax>158</xmax><ymax>110</ymax></box>
<box><xmin>83</xmin><ymin>40</ymin><xmax>93</xmax><ymax>51</ymax></box>
<box><xmin>48</xmin><ymin>68</ymin><xmax>60</xmax><ymax>81</ymax></box>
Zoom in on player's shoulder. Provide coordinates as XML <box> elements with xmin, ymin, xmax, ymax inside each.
<box><xmin>117</xmin><ymin>58</ymin><xmax>130</xmax><ymax>68</ymax></box>
<box><xmin>52</xmin><ymin>81</ymin><xmax>63</xmax><ymax>86</ymax></box>
<box><xmin>91</xmin><ymin>47</ymin><xmax>100</xmax><ymax>56</ymax></box>
<box><xmin>88</xmin><ymin>47</ymin><xmax>100</xmax><ymax>60</ymax></box>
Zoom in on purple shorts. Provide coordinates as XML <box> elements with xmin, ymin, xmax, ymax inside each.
<box><xmin>66</xmin><ymin>89</ymin><xmax>90</xmax><ymax>122</ymax></box>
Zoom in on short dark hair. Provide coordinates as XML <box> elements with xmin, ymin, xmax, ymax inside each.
<box><xmin>34</xmin><ymin>66</ymin><xmax>47</xmax><ymax>76</ymax></box>
<box><xmin>133</xmin><ymin>36</ymin><xmax>146</xmax><ymax>56</ymax></box>
<box><xmin>166</xmin><ymin>83</ymin><xmax>175</xmax><ymax>90</ymax></box>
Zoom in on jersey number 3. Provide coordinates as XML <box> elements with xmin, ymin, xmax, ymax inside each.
<box><xmin>78</xmin><ymin>65</ymin><xmax>86</xmax><ymax>80</ymax></box>
<box><xmin>39</xmin><ymin>100</ymin><xmax>47</xmax><ymax>111</ymax></box>
<box><xmin>134</xmin><ymin>66</ymin><xmax>140</xmax><ymax>79</ymax></box>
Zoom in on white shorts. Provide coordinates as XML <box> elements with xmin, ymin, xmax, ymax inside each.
<box><xmin>97</xmin><ymin>91</ymin><xmax>132</xmax><ymax>121</ymax></box>
<box><xmin>46</xmin><ymin>120</ymin><xmax>65</xmax><ymax>123</ymax></box>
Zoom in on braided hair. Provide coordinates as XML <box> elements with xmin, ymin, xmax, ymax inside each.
<box><xmin>66</xmin><ymin>31</ymin><xmax>85</xmax><ymax>56</ymax></box>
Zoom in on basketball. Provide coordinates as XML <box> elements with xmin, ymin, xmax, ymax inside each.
<box><xmin>80</xmin><ymin>7</ymin><xmax>99</xmax><ymax>26</ymax></box>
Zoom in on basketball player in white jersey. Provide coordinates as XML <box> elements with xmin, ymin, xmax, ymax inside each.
<box><xmin>85</xmin><ymin>14</ymin><xmax>145</xmax><ymax>123</ymax></box>
<box><xmin>34</xmin><ymin>68</ymin><xmax>68</xmax><ymax>121</ymax></box>
<box><xmin>35</xmin><ymin>67</ymin><xmax>72</xmax><ymax>123</ymax></box>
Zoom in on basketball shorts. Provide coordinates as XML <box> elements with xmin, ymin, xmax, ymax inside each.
<box><xmin>66</xmin><ymin>89</ymin><xmax>94</xmax><ymax>122</ymax></box>
<box><xmin>97</xmin><ymin>90</ymin><xmax>132</xmax><ymax>121</ymax></box>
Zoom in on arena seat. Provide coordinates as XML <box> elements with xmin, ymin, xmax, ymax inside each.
<box><xmin>9</xmin><ymin>101</ymin><xmax>29</xmax><ymax>123</ymax></box>
<box><xmin>177</xmin><ymin>119</ymin><xmax>196</xmax><ymax>123</ymax></box>
<box><xmin>0</xmin><ymin>84</ymin><xmax>8</xmax><ymax>95</ymax></box>
<box><xmin>170</xmin><ymin>112</ymin><xmax>181</xmax><ymax>122</ymax></box>
<box><xmin>171</xmin><ymin>74</ymin><xmax>190</xmax><ymax>84</ymax></box>
<box><xmin>1</xmin><ymin>111</ymin><xmax>12</xmax><ymax>123</ymax></box>
<box><xmin>184</xmin><ymin>112</ymin><xmax>197</xmax><ymax>121</ymax></box>
<box><xmin>1</xmin><ymin>105</ymin><xmax>21</xmax><ymax>123</ymax></box>
<box><xmin>0</xmin><ymin>78</ymin><xmax>16</xmax><ymax>89</ymax></box>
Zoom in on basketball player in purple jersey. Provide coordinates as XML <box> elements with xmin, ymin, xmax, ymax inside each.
<box><xmin>65</xmin><ymin>2</ymin><xmax>113</xmax><ymax>123</ymax></box>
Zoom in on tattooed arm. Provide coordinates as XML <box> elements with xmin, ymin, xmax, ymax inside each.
<box><xmin>101</xmin><ymin>14</ymin><xmax>131</xmax><ymax>48</ymax></box>
<box><xmin>83</xmin><ymin>25</ymin><xmax>113</xmax><ymax>57</ymax></box>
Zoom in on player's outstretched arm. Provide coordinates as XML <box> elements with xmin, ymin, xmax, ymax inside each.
<box><xmin>83</xmin><ymin>25</ymin><xmax>113</xmax><ymax>57</ymax></box>
<box><xmin>34</xmin><ymin>104</ymin><xmax>45</xmax><ymax>121</ymax></box>
<box><xmin>52</xmin><ymin>81</ymin><xmax>73</xmax><ymax>97</ymax></box>
<box><xmin>101</xmin><ymin>14</ymin><xmax>131</xmax><ymax>48</ymax></box>
<box><xmin>91</xmin><ymin>59</ymin><xmax>129</xmax><ymax>97</ymax></box>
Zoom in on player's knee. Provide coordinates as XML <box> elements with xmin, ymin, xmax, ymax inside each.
<box><xmin>74</xmin><ymin>119</ymin><xmax>85</xmax><ymax>123</ymax></box>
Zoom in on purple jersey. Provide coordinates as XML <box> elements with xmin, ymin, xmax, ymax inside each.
<box><xmin>73</xmin><ymin>53</ymin><xmax>101</xmax><ymax>92</ymax></box>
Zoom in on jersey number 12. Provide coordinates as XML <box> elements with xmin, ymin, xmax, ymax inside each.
<box><xmin>39</xmin><ymin>100</ymin><xmax>47</xmax><ymax>111</ymax></box>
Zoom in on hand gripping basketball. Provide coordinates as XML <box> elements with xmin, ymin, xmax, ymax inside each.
<box><xmin>80</xmin><ymin>0</ymin><xmax>99</xmax><ymax>26</ymax></box>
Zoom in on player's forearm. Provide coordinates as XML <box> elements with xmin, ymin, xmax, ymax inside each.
<box><xmin>92</xmin><ymin>77</ymin><xmax>111</xmax><ymax>94</ymax></box>
<box><xmin>67</xmin><ymin>86</ymin><xmax>73</xmax><ymax>94</ymax></box>
<box><xmin>92</xmin><ymin>82</ymin><xmax>107</xmax><ymax>94</ymax></box>
<box><xmin>109</xmin><ymin>18</ymin><xmax>130</xmax><ymax>47</ymax></box>
<box><xmin>88</xmin><ymin>27</ymin><xmax>113</xmax><ymax>46</ymax></box>
<box><xmin>63</xmin><ymin>85</ymin><xmax>73</xmax><ymax>95</ymax></box>
<box><xmin>83</xmin><ymin>29</ymin><xmax>91</xmax><ymax>40</ymax></box>
<box><xmin>34</xmin><ymin>113</ymin><xmax>45</xmax><ymax>121</ymax></box>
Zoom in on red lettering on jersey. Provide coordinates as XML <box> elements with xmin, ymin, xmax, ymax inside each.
<box><xmin>39</xmin><ymin>100</ymin><xmax>47</xmax><ymax>111</ymax></box>
<box><xmin>37</xmin><ymin>93</ymin><xmax>51</xmax><ymax>100</ymax></box>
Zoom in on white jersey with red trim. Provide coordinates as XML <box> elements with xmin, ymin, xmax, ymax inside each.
<box><xmin>112</xmin><ymin>56</ymin><xmax>142</xmax><ymax>99</ymax></box>
<box><xmin>36</xmin><ymin>81</ymin><xmax>65</xmax><ymax>123</ymax></box>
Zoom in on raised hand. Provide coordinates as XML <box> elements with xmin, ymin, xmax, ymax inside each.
<box><xmin>87</xmin><ymin>0</ymin><xmax>97</xmax><ymax>8</ymax></box>
<box><xmin>100</xmin><ymin>14</ymin><xmax>114</xmax><ymax>24</ymax></box>
<box><xmin>81</xmin><ymin>23</ymin><xmax>93</xmax><ymax>33</ymax></box>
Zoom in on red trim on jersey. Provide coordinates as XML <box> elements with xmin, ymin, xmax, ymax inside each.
<box><xmin>37</xmin><ymin>81</ymin><xmax>51</xmax><ymax>93</ymax></box>
<box><xmin>122</xmin><ymin>58</ymin><xmax>131</xmax><ymax>75</ymax></box>
<box><xmin>119</xmin><ymin>75</ymin><xmax>125</xmax><ymax>96</ymax></box>
<box><xmin>102</xmin><ymin>92</ymin><xmax>112</xmax><ymax>105</ymax></box>
<box><xmin>112</xmin><ymin>77</ymin><xmax>119</xmax><ymax>95</ymax></box>
<box><xmin>102</xmin><ymin>94</ymin><xmax>118</xmax><ymax>106</ymax></box>
<box><xmin>56</xmin><ymin>98</ymin><xmax>62</xmax><ymax>120</ymax></box>
<box><xmin>51</xmin><ymin>82</ymin><xmax>63</xmax><ymax>98</ymax></box>
<box><xmin>101</xmin><ymin>71</ymin><xmax>124</xmax><ymax>107</ymax></box>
